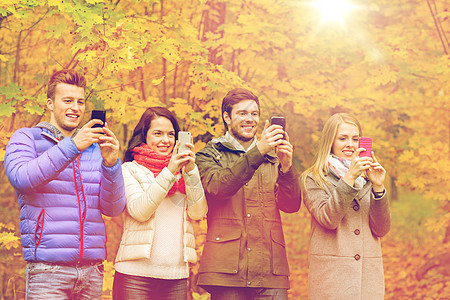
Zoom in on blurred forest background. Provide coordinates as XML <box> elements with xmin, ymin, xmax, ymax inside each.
<box><xmin>0</xmin><ymin>0</ymin><xmax>449</xmax><ymax>299</ymax></box>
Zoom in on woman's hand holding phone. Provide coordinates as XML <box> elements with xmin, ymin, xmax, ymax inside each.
<box><xmin>343</xmin><ymin>150</ymin><xmax>372</xmax><ymax>185</ymax></box>
<box><xmin>167</xmin><ymin>132</ymin><xmax>195</xmax><ymax>174</ymax></box>
<box><xmin>366</xmin><ymin>152</ymin><xmax>386</xmax><ymax>190</ymax></box>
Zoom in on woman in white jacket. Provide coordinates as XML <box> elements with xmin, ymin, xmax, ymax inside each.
<box><xmin>113</xmin><ymin>107</ymin><xmax>207</xmax><ymax>300</ymax></box>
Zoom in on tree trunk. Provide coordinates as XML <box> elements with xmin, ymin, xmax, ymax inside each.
<box><xmin>139</xmin><ymin>67</ymin><xmax>146</xmax><ymax>102</ymax></box>
<box><xmin>162</xmin><ymin>58</ymin><xmax>167</xmax><ymax>103</ymax></box>
<box><xmin>389</xmin><ymin>176</ymin><xmax>398</xmax><ymax>201</ymax></box>
<box><xmin>202</xmin><ymin>1</ymin><xmax>226</xmax><ymax>65</ymax></box>
<box><xmin>13</xmin><ymin>31</ymin><xmax>22</xmax><ymax>84</ymax></box>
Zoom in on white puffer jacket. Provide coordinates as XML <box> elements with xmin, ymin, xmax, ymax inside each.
<box><xmin>115</xmin><ymin>160</ymin><xmax>207</xmax><ymax>269</ymax></box>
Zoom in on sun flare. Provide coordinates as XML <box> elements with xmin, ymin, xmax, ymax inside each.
<box><xmin>313</xmin><ymin>0</ymin><xmax>355</xmax><ymax>23</ymax></box>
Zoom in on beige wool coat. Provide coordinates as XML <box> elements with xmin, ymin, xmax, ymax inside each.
<box><xmin>115</xmin><ymin>161</ymin><xmax>207</xmax><ymax>276</ymax></box>
<box><xmin>304</xmin><ymin>172</ymin><xmax>391</xmax><ymax>300</ymax></box>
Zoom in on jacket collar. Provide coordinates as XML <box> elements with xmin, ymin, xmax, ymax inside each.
<box><xmin>211</xmin><ymin>134</ymin><xmax>277</xmax><ymax>161</ymax></box>
<box><xmin>35</xmin><ymin>121</ymin><xmax>80</xmax><ymax>143</ymax></box>
<box><xmin>223</xmin><ymin>131</ymin><xmax>257</xmax><ymax>153</ymax></box>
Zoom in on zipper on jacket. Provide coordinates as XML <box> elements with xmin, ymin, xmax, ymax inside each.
<box><xmin>72</xmin><ymin>153</ymin><xmax>87</xmax><ymax>264</ymax></box>
<box><xmin>34</xmin><ymin>209</ymin><xmax>45</xmax><ymax>260</ymax></box>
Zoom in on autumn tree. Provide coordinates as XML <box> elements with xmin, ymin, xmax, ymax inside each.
<box><xmin>1</xmin><ymin>0</ymin><xmax>449</xmax><ymax>298</ymax></box>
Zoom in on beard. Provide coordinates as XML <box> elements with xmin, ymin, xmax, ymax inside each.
<box><xmin>229</xmin><ymin>125</ymin><xmax>255</xmax><ymax>142</ymax></box>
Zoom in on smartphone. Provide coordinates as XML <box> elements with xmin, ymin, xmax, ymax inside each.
<box><xmin>178</xmin><ymin>131</ymin><xmax>192</xmax><ymax>154</ymax></box>
<box><xmin>270</xmin><ymin>116</ymin><xmax>286</xmax><ymax>140</ymax></box>
<box><xmin>358</xmin><ymin>137</ymin><xmax>372</xmax><ymax>158</ymax></box>
<box><xmin>91</xmin><ymin>110</ymin><xmax>106</xmax><ymax>128</ymax></box>
<box><xmin>270</xmin><ymin>116</ymin><xmax>286</xmax><ymax>130</ymax></box>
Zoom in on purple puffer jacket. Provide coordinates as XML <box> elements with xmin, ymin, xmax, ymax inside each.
<box><xmin>4</xmin><ymin>124</ymin><xmax>126</xmax><ymax>264</ymax></box>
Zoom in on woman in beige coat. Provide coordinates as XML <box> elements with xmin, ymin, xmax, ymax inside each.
<box><xmin>112</xmin><ymin>107</ymin><xmax>207</xmax><ymax>300</ymax></box>
<box><xmin>301</xmin><ymin>113</ymin><xmax>391</xmax><ymax>300</ymax></box>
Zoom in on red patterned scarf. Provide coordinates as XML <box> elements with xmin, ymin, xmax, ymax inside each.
<box><xmin>131</xmin><ymin>143</ymin><xmax>186</xmax><ymax>196</ymax></box>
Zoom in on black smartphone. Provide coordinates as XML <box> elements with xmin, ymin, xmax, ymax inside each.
<box><xmin>270</xmin><ymin>116</ymin><xmax>286</xmax><ymax>140</ymax></box>
<box><xmin>91</xmin><ymin>110</ymin><xmax>106</xmax><ymax>128</ymax></box>
<box><xmin>270</xmin><ymin>116</ymin><xmax>286</xmax><ymax>130</ymax></box>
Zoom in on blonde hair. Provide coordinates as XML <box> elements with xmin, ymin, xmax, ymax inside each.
<box><xmin>301</xmin><ymin>113</ymin><xmax>362</xmax><ymax>190</ymax></box>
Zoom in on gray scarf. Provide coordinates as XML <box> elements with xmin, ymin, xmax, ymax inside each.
<box><xmin>35</xmin><ymin>121</ymin><xmax>79</xmax><ymax>141</ymax></box>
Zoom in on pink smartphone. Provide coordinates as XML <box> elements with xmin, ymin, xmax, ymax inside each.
<box><xmin>358</xmin><ymin>137</ymin><xmax>372</xmax><ymax>158</ymax></box>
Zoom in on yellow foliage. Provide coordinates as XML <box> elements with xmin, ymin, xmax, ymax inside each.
<box><xmin>0</xmin><ymin>232</ymin><xmax>20</xmax><ymax>250</ymax></box>
<box><xmin>102</xmin><ymin>260</ymin><xmax>115</xmax><ymax>293</ymax></box>
<box><xmin>152</xmin><ymin>76</ymin><xmax>165</xmax><ymax>86</ymax></box>
<box><xmin>0</xmin><ymin>0</ymin><xmax>449</xmax><ymax>298</ymax></box>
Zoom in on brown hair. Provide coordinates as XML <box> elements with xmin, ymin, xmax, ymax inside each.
<box><xmin>47</xmin><ymin>69</ymin><xmax>86</xmax><ymax>100</ymax></box>
<box><xmin>123</xmin><ymin>107</ymin><xmax>181</xmax><ymax>162</ymax></box>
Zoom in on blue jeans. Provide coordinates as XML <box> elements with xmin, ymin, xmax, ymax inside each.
<box><xmin>112</xmin><ymin>271</ymin><xmax>187</xmax><ymax>300</ymax></box>
<box><xmin>205</xmin><ymin>286</ymin><xmax>288</xmax><ymax>300</ymax></box>
<box><xmin>26</xmin><ymin>262</ymin><xmax>104</xmax><ymax>300</ymax></box>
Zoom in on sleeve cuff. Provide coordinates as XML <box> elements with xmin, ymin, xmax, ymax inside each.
<box><xmin>183</xmin><ymin>165</ymin><xmax>201</xmax><ymax>186</ymax></box>
<box><xmin>372</xmin><ymin>189</ymin><xmax>386</xmax><ymax>199</ymax></box>
<box><xmin>246</xmin><ymin>146</ymin><xmax>266</xmax><ymax>170</ymax></box>
<box><xmin>155</xmin><ymin>167</ymin><xmax>177</xmax><ymax>191</ymax></box>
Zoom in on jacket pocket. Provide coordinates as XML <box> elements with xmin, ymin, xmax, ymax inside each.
<box><xmin>199</xmin><ymin>222</ymin><xmax>242</xmax><ymax>274</ymax></box>
<box><xmin>270</xmin><ymin>227</ymin><xmax>290</xmax><ymax>276</ymax></box>
<box><xmin>116</xmin><ymin>244</ymin><xmax>152</xmax><ymax>262</ymax></box>
<box><xmin>34</xmin><ymin>209</ymin><xmax>45</xmax><ymax>261</ymax></box>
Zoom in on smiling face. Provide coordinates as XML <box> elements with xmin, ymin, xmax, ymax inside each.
<box><xmin>332</xmin><ymin>122</ymin><xmax>360</xmax><ymax>161</ymax></box>
<box><xmin>47</xmin><ymin>83</ymin><xmax>85</xmax><ymax>137</ymax></box>
<box><xmin>146</xmin><ymin>116</ymin><xmax>176</xmax><ymax>155</ymax></box>
<box><xmin>224</xmin><ymin>99</ymin><xmax>259</xmax><ymax>145</ymax></box>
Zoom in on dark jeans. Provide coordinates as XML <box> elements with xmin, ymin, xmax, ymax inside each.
<box><xmin>206</xmin><ymin>286</ymin><xmax>288</xmax><ymax>300</ymax></box>
<box><xmin>112</xmin><ymin>271</ymin><xmax>187</xmax><ymax>300</ymax></box>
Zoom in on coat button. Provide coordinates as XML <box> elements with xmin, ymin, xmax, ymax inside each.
<box><xmin>247</xmin><ymin>247</ymin><xmax>251</xmax><ymax>252</ymax></box>
<box><xmin>234</xmin><ymin>270</ymin><xmax>238</xmax><ymax>273</ymax></box>
<box><xmin>353</xmin><ymin>205</ymin><xmax>359</xmax><ymax>211</ymax></box>
<box><xmin>216</xmin><ymin>237</ymin><xmax>220</xmax><ymax>241</ymax></box>
<box><xmin>354</xmin><ymin>254</ymin><xmax>361</xmax><ymax>261</ymax></box>
<box><xmin>354</xmin><ymin>229</ymin><xmax>360</xmax><ymax>235</ymax></box>
<box><xmin>247</xmin><ymin>281</ymin><xmax>251</xmax><ymax>285</ymax></box>
<box><xmin>247</xmin><ymin>213</ymin><xmax>251</xmax><ymax>218</ymax></box>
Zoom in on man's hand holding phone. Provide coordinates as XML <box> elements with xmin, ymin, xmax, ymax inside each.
<box><xmin>98</xmin><ymin>124</ymin><xmax>120</xmax><ymax>167</ymax></box>
<box><xmin>258</xmin><ymin>117</ymin><xmax>286</xmax><ymax>154</ymax></box>
<box><xmin>91</xmin><ymin>110</ymin><xmax>106</xmax><ymax>128</ymax></box>
<box><xmin>72</xmin><ymin>119</ymin><xmax>104</xmax><ymax>151</ymax></box>
<box><xmin>257</xmin><ymin>117</ymin><xmax>292</xmax><ymax>172</ymax></box>
<box><xmin>72</xmin><ymin>110</ymin><xmax>119</xmax><ymax>167</ymax></box>
<box><xmin>270</xmin><ymin>116</ymin><xmax>286</xmax><ymax>140</ymax></box>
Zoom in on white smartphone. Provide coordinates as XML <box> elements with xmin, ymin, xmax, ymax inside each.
<box><xmin>178</xmin><ymin>131</ymin><xmax>192</xmax><ymax>154</ymax></box>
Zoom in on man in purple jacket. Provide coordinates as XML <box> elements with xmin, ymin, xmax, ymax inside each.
<box><xmin>4</xmin><ymin>69</ymin><xmax>126</xmax><ymax>299</ymax></box>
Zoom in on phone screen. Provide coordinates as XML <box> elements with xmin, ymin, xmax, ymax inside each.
<box><xmin>358</xmin><ymin>137</ymin><xmax>372</xmax><ymax>157</ymax></box>
<box><xmin>178</xmin><ymin>131</ymin><xmax>191</xmax><ymax>154</ymax></box>
<box><xmin>270</xmin><ymin>117</ymin><xmax>286</xmax><ymax>140</ymax></box>
<box><xmin>91</xmin><ymin>110</ymin><xmax>106</xmax><ymax>128</ymax></box>
<box><xmin>270</xmin><ymin>117</ymin><xmax>286</xmax><ymax>130</ymax></box>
